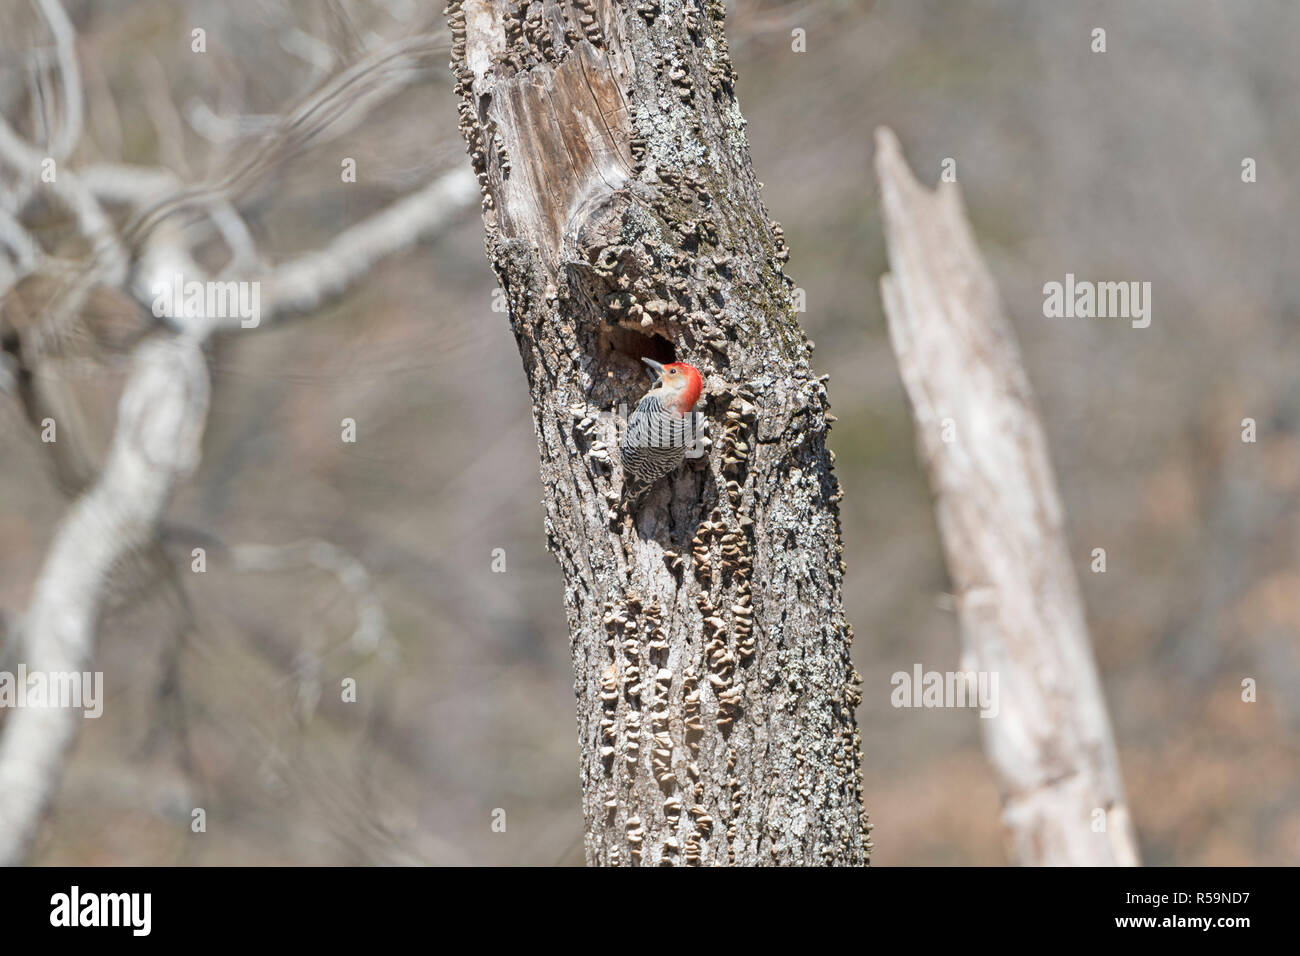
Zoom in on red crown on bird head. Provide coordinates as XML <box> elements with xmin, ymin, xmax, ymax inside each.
<box><xmin>642</xmin><ymin>357</ymin><xmax>703</xmax><ymax>411</ymax></box>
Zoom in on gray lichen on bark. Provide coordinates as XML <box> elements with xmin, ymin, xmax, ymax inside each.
<box><xmin>448</xmin><ymin>0</ymin><xmax>869</xmax><ymax>865</ymax></box>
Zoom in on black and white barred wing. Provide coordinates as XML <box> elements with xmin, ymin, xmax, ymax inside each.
<box><xmin>618</xmin><ymin>397</ymin><xmax>706</xmax><ymax>488</ymax></box>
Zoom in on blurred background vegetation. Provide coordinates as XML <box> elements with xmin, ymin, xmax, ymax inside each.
<box><xmin>1</xmin><ymin>0</ymin><xmax>1297</xmax><ymax>864</ymax></box>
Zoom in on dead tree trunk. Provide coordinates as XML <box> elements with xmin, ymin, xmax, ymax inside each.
<box><xmin>875</xmin><ymin>128</ymin><xmax>1139</xmax><ymax>866</ymax></box>
<box><xmin>447</xmin><ymin>0</ymin><xmax>869</xmax><ymax>865</ymax></box>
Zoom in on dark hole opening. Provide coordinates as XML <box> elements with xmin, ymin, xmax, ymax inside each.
<box><xmin>594</xmin><ymin>325</ymin><xmax>677</xmax><ymax>406</ymax></box>
<box><xmin>600</xmin><ymin>324</ymin><xmax>676</xmax><ymax>368</ymax></box>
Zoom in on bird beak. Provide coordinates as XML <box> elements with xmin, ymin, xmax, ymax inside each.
<box><xmin>641</xmin><ymin>357</ymin><xmax>665</xmax><ymax>384</ymax></box>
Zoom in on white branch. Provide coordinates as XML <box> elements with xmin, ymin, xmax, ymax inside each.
<box><xmin>82</xmin><ymin>163</ymin><xmax>261</xmax><ymax>275</ymax></box>
<box><xmin>79</xmin><ymin>162</ymin><xmax>184</xmax><ymax>201</ymax></box>
<box><xmin>874</xmin><ymin>127</ymin><xmax>1140</xmax><ymax>866</ymax></box>
<box><xmin>0</xmin><ymin>166</ymin><xmax>470</xmax><ymax>859</ymax></box>
<box><xmin>0</xmin><ymin>208</ymin><xmax>40</xmax><ymax>280</ymax></box>
<box><xmin>229</xmin><ymin>539</ymin><xmax>389</xmax><ymax>654</ymax></box>
<box><xmin>254</xmin><ymin>166</ymin><xmax>477</xmax><ymax>321</ymax></box>
<box><xmin>126</xmin><ymin>34</ymin><xmax>447</xmax><ymax>245</ymax></box>
<box><xmin>0</xmin><ymin>135</ymin><xmax>129</xmax><ymax>298</ymax></box>
<box><xmin>0</xmin><ymin>334</ymin><xmax>209</xmax><ymax>865</ymax></box>
<box><xmin>35</xmin><ymin>0</ymin><xmax>84</xmax><ymax>161</ymax></box>
<box><xmin>0</xmin><ymin>17</ymin><xmax>469</xmax><ymax>859</ymax></box>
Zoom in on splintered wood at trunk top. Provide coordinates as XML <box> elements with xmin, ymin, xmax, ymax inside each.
<box><xmin>448</xmin><ymin>0</ymin><xmax>869</xmax><ymax>865</ymax></box>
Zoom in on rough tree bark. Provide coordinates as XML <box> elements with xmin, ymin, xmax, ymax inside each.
<box><xmin>447</xmin><ymin>0</ymin><xmax>870</xmax><ymax>864</ymax></box>
<box><xmin>875</xmin><ymin>128</ymin><xmax>1139</xmax><ymax>866</ymax></box>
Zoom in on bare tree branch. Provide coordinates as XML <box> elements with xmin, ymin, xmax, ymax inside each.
<box><xmin>123</xmin><ymin>33</ymin><xmax>448</xmax><ymax>248</ymax></box>
<box><xmin>0</xmin><ymin>334</ymin><xmax>209</xmax><ymax>865</ymax></box>
<box><xmin>874</xmin><ymin>126</ymin><xmax>1139</xmax><ymax>866</ymax></box>
<box><xmin>0</xmin><ymin>1</ymin><xmax>476</xmax><ymax>861</ymax></box>
<box><xmin>33</xmin><ymin>0</ymin><xmax>83</xmax><ymax>161</ymax></box>
<box><xmin>256</xmin><ymin>167</ymin><xmax>476</xmax><ymax>320</ymax></box>
<box><xmin>229</xmin><ymin>539</ymin><xmax>390</xmax><ymax>655</ymax></box>
<box><xmin>0</xmin><ymin>164</ymin><xmax>474</xmax><ymax>861</ymax></box>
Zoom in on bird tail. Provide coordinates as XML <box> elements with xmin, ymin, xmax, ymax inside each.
<box><xmin>621</xmin><ymin>478</ymin><xmax>651</xmax><ymax>511</ymax></box>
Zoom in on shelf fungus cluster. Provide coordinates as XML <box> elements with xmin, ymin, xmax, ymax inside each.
<box><xmin>587</xmin><ymin>238</ymin><xmax>688</xmax><ymax>334</ymax></box>
<box><xmin>455</xmin><ymin>0</ymin><xmax>610</xmax><ymax>81</ymax></box>
<box><xmin>599</xmin><ymin>594</ymin><xmax>670</xmax><ymax>862</ymax></box>
<box><xmin>570</xmin><ymin>403</ymin><xmax>614</xmax><ymax>477</ymax></box>
<box><xmin>575</xmin><ymin>169</ymin><xmax>729</xmax><ymax>360</ymax></box>
<box><xmin>574</xmin><ymin>0</ymin><xmax>606</xmax><ymax>47</ymax></box>
<box><xmin>446</xmin><ymin>1</ymin><xmax>503</xmax><ymax>212</ymax></box>
<box><xmin>597</xmin><ymin>579</ymin><xmax>757</xmax><ymax>866</ymax></box>
<box><xmin>719</xmin><ymin>391</ymin><xmax>757</xmax><ymax>504</ymax></box>
<box><xmin>645</xmin><ymin>164</ymin><xmax>723</xmax><ymax>253</ymax></box>
<box><xmin>637</xmin><ymin>0</ymin><xmax>737</xmax><ymax>100</ymax></box>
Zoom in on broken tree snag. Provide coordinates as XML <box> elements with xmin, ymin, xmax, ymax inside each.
<box><xmin>448</xmin><ymin>0</ymin><xmax>870</xmax><ymax>866</ymax></box>
<box><xmin>874</xmin><ymin>127</ymin><xmax>1140</xmax><ymax>866</ymax></box>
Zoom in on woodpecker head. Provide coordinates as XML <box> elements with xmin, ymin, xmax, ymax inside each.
<box><xmin>642</xmin><ymin>357</ymin><xmax>703</xmax><ymax>413</ymax></box>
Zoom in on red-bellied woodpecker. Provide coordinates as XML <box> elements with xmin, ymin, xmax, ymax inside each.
<box><xmin>619</xmin><ymin>357</ymin><xmax>706</xmax><ymax>502</ymax></box>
